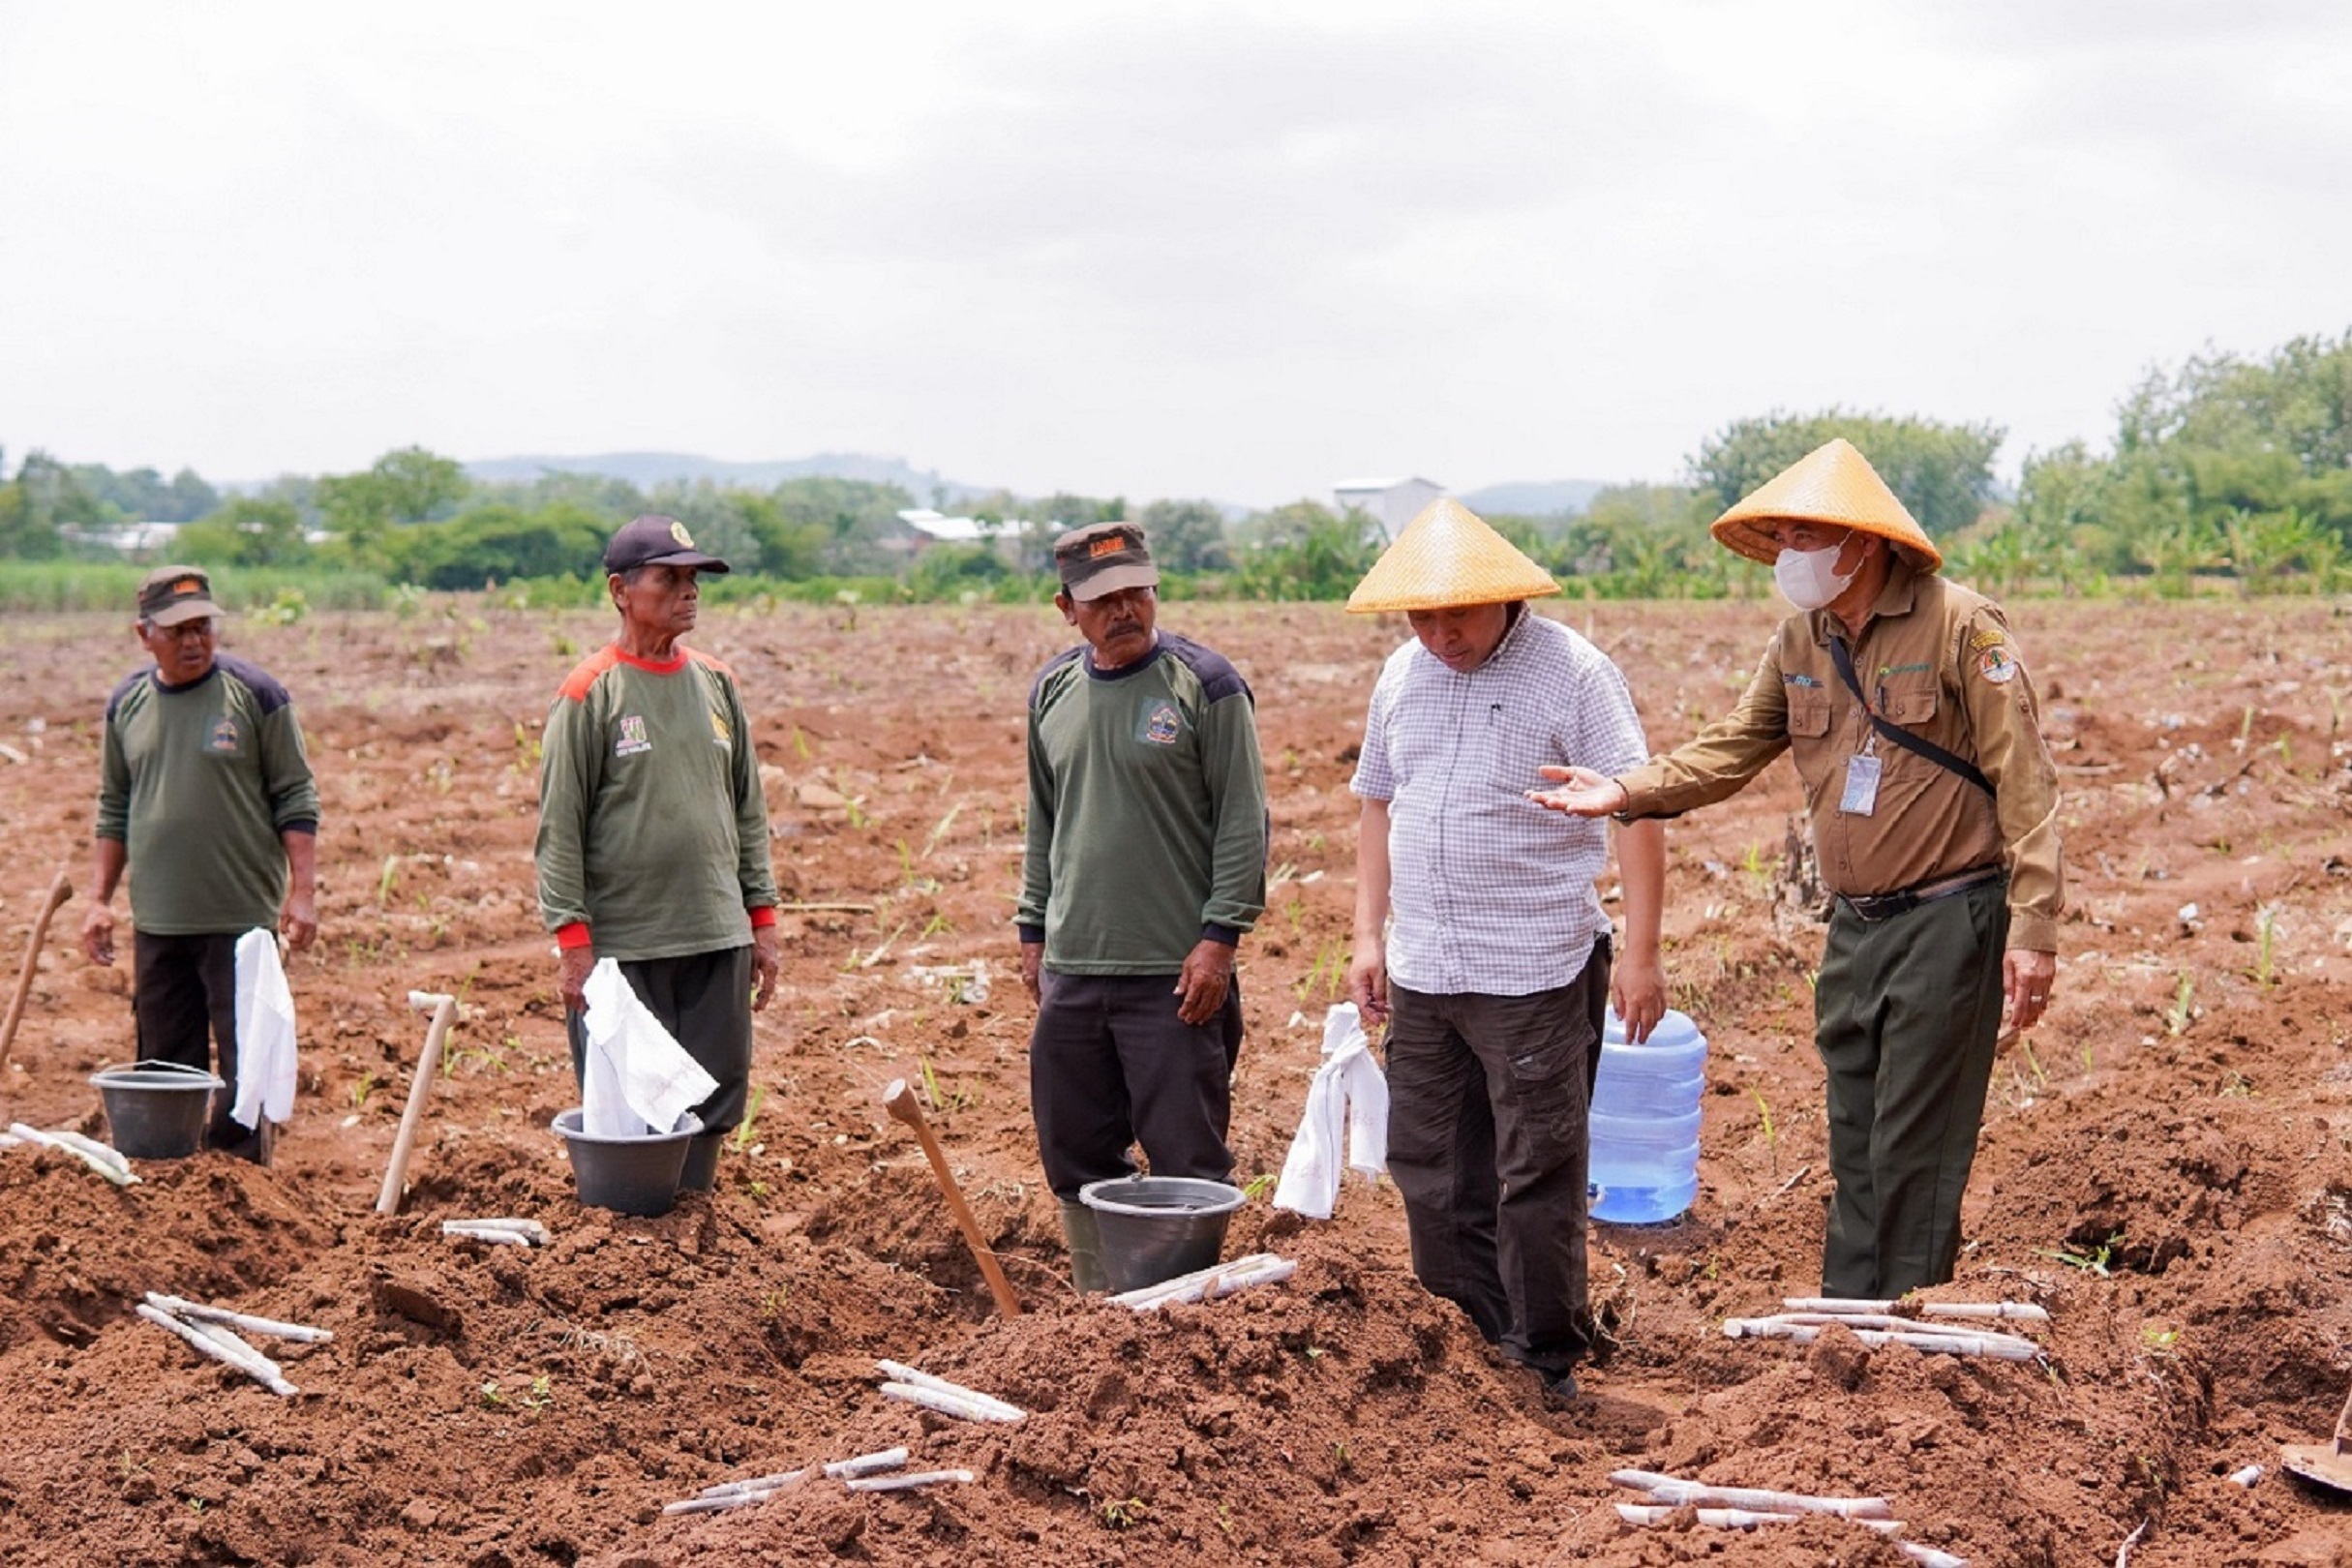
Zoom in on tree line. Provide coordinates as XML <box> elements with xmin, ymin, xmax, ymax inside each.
<box><xmin>5</xmin><ymin>328</ymin><xmax>2345</xmax><ymax>602</ymax></box>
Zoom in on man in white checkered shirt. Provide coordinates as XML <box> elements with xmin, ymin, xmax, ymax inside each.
<box><xmin>1343</xmin><ymin>499</ymin><xmax>1666</xmax><ymax>1405</ymax></box>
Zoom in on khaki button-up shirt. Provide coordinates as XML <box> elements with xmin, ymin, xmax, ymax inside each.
<box><xmin>1615</xmin><ymin>561</ymin><xmax>2062</xmax><ymax>951</ymax></box>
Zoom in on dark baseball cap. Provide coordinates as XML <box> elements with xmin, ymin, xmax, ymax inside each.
<box><xmin>603</xmin><ymin>514</ymin><xmax>732</xmax><ymax>575</ymax></box>
<box><xmin>136</xmin><ymin>564</ymin><xmax>226</xmax><ymax>627</ymax></box>
<box><xmin>1052</xmin><ymin>521</ymin><xmax>1158</xmax><ymax>602</ymax></box>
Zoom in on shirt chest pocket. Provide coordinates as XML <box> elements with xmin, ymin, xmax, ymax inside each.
<box><xmin>1787</xmin><ymin>692</ymin><xmax>1833</xmax><ymax>739</ymax></box>
<box><xmin>1882</xmin><ymin>685</ymin><xmax>1940</xmax><ymax>728</ymax></box>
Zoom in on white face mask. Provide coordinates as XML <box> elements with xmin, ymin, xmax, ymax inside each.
<box><xmin>1773</xmin><ymin>543</ymin><xmax>1857</xmax><ymax>610</ymax></box>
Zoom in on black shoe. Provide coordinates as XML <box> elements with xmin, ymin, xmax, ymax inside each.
<box><xmin>1544</xmin><ymin>1370</ymin><xmax>1582</xmax><ymax>1403</ymax></box>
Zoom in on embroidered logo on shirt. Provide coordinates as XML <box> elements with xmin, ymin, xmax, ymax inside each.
<box><xmin>616</xmin><ymin>714</ymin><xmax>652</xmax><ymax>756</ymax></box>
<box><xmin>206</xmin><ymin>715</ymin><xmax>241</xmax><ymax>753</ymax></box>
<box><xmin>1141</xmin><ymin>703</ymin><xmax>1182</xmax><ymax>745</ymax></box>
<box><xmin>1970</xmin><ymin>629</ymin><xmax>2006</xmax><ymax>651</ymax></box>
<box><xmin>1784</xmin><ymin>673</ymin><xmax>1822</xmax><ymax>688</ymax></box>
<box><xmin>710</xmin><ymin>709</ymin><xmax>731</xmax><ymax>748</ymax></box>
<box><xmin>1878</xmin><ymin>661</ymin><xmax>1932</xmax><ymax>677</ymax></box>
<box><xmin>1976</xmin><ymin>646</ymin><xmax>2020</xmax><ymax>684</ymax></box>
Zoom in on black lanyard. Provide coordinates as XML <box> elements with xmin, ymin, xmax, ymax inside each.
<box><xmin>1826</xmin><ymin>635</ymin><xmax>1994</xmax><ymax>797</ymax></box>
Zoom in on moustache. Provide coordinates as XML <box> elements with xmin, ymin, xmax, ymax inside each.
<box><xmin>1106</xmin><ymin>620</ymin><xmax>1143</xmax><ymax>638</ymax></box>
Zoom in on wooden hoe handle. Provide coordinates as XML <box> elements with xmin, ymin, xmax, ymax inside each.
<box><xmin>882</xmin><ymin>1078</ymin><xmax>1022</xmax><ymax>1317</ymax></box>
<box><xmin>377</xmin><ymin>993</ymin><xmax>458</xmax><ymax>1215</ymax></box>
<box><xmin>1</xmin><ymin>870</ymin><xmax>75</xmax><ymax>1059</ymax></box>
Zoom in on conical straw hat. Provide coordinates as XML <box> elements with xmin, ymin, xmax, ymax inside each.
<box><xmin>1710</xmin><ymin>437</ymin><xmax>1942</xmax><ymax>573</ymax></box>
<box><xmin>1345</xmin><ymin>498</ymin><xmax>1560</xmax><ymax>614</ymax></box>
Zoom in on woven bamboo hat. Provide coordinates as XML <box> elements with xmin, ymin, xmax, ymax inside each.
<box><xmin>1345</xmin><ymin>498</ymin><xmax>1560</xmax><ymax>614</ymax></box>
<box><xmin>1710</xmin><ymin>437</ymin><xmax>1942</xmax><ymax>573</ymax></box>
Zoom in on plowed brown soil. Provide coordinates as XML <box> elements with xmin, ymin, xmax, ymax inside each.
<box><xmin>2</xmin><ymin>596</ymin><xmax>2349</xmax><ymax>1568</ymax></box>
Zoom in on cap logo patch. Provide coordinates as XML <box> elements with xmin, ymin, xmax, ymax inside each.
<box><xmin>1090</xmin><ymin>534</ymin><xmax>1126</xmax><ymax>558</ymax></box>
<box><xmin>669</xmin><ymin>521</ymin><xmax>694</xmax><ymax>548</ymax></box>
<box><xmin>173</xmin><ymin>578</ymin><xmax>203</xmax><ymax>596</ymax></box>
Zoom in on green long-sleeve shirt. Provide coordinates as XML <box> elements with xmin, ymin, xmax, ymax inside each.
<box><xmin>534</xmin><ymin>644</ymin><xmax>778</xmax><ymax>961</ymax></box>
<box><xmin>1016</xmin><ymin>631</ymin><xmax>1268</xmax><ymax>974</ymax></box>
<box><xmin>95</xmin><ymin>654</ymin><xmax>319</xmax><ymax>936</ymax></box>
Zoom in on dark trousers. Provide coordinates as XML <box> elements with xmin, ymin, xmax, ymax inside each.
<box><xmin>1815</xmin><ymin>878</ymin><xmax>2009</xmax><ymax>1297</ymax></box>
<box><xmin>1029</xmin><ymin>972</ymin><xmax>1244</xmax><ymax>1200</ymax></box>
<box><xmin>565</xmin><ymin>946</ymin><xmax>754</xmax><ymax>1191</ymax></box>
<box><xmin>132</xmin><ymin>931</ymin><xmax>271</xmax><ymax>1163</ymax></box>
<box><xmin>1385</xmin><ymin>939</ymin><xmax>1610</xmax><ymax>1379</ymax></box>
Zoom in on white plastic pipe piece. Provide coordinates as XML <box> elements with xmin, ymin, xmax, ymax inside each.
<box><xmin>1730</xmin><ymin>1312</ymin><xmax>2042</xmax><ymax>1346</ymax></box>
<box><xmin>1609</xmin><ymin>1470</ymin><xmax>1893</xmax><ymax>1519</ymax></box>
<box><xmin>1721</xmin><ymin>1319</ymin><xmax>2041</xmax><ymax>1360</ymax></box>
<box><xmin>9</xmin><ymin>1123</ymin><xmax>136</xmax><ymax>1186</ymax></box>
<box><xmin>440</xmin><ymin>1222</ymin><xmax>534</xmax><ymax>1247</ymax></box>
<box><xmin>824</xmin><ymin>1448</ymin><xmax>910</xmax><ymax>1479</ymax></box>
<box><xmin>873</xmin><ymin>1361</ymin><xmax>1025</xmax><ymax>1421</ymax></box>
<box><xmin>879</xmin><ymin>1381</ymin><xmax>1025</xmax><ymax>1424</ymax></box>
<box><xmin>1108</xmin><ymin>1252</ymin><xmax>1296</xmax><ymax>1309</ymax></box>
<box><xmin>1123</xmin><ymin>1256</ymin><xmax>1298</xmax><ymax>1311</ymax></box>
<box><xmin>663</xmin><ymin>1487</ymin><xmax>790</xmax><ymax>1516</ymax></box>
<box><xmin>144</xmin><ymin>1293</ymin><xmax>333</xmax><ymax>1343</ymax></box>
<box><xmin>1783</xmin><ymin>1296</ymin><xmax>2048</xmax><ymax>1323</ymax></box>
<box><xmin>696</xmin><ymin>1468</ymin><xmax>809</xmax><ymax>1499</ymax></box>
<box><xmin>452</xmin><ymin>1217</ymin><xmax>550</xmax><ymax>1243</ymax></box>
<box><xmin>45</xmin><ymin>1131</ymin><xmax>134</xmax><ymax>1180</ymax></box>
<box><xmin>136</xmin><ymin>1305</ymin><xmax>297</xmax><ymax>1396</ymax></box>
<box><xmin>844</xmin><ymin>1469</ymin><xmax>975</xmax><ymax>1493</ymax></box>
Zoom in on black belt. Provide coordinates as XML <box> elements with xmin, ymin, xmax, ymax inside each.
<box><xmin>1837</xmin><ymin>866</ymin><xmax>2005</xmax><ymax>922</ymax></box>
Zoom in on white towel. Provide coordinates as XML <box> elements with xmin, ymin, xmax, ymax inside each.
<box><xmin>1272</xmin><ymin>1003</ymin><xmax>1390</xmax><ymax>1218</ymax></box>
<box><xmin>230</xmin><ymin>928</ymin><xmax>298</xmax><ymax>1129</ymax></box>
<box><xmin>579</xmin><ymin>959</ymin><xmax>718</xmax><ymax>1136</ymax></box>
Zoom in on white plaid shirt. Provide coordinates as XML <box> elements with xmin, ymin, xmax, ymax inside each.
<box><xmin>1351</xmin><ymin>610</ymin><xmax>1650</xmax><ymax>996</ymax></box>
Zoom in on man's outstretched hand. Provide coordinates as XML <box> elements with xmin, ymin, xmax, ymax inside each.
<box><xmin>1526</xmin><ymin>766</ymin><xmax>1629</xmax><ymax>818</ymax></box>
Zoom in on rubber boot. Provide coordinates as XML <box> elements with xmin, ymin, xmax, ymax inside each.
<box><xmin>1060</xmin><ymin>1198</ymin><xmax>1109</xmax><ymax>1295</ymax></box>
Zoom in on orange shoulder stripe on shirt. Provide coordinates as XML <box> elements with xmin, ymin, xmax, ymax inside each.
<box><xmin>687</xmin><ymin>648</ymin><xmax>739</xmax><ymax>679</ymax></box>
<box><xmin>558</xmin><ymin>646</ymin><xmax>625</xmax><ymax>704</ymax></box>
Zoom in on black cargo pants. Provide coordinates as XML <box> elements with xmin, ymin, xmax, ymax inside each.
<box><xmin>1384</xmin><ymin>937</ymin><xmax>1611</xmax><ymax>1380</ymax></box>
<box><xmin>564</xmin><ymin>945</ymin><xmax>754</xmax><ymax>1191</ymax></box>
<box><xmin>1028</xmin><ymin>971</ymin><xmax>1244</xmax><ymax>1200</ymax></box>
<box><xmin>133</xmin><ymin>930</ymin><xmax>272</xmax><ymax>1164</ymax></box>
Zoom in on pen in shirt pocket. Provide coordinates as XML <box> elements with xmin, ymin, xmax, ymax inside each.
<box><xmin>1489</xmin><ymin>702</ymin><xmax>1502</xmax><ymax>726</ymax></box>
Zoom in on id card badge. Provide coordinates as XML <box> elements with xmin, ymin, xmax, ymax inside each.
<box><xmin>1840</xmin><ymin>752</ymin><xmax>1883</xmax><ymax>816</ymax></box>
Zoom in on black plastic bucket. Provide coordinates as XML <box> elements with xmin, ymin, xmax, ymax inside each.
<box><xmin>551</xmin><ymin>1108</ymin><xmax>704</xmax><ymax>1217</ymax></box>
<box><xmin>1080</xmin><ymin>1175</ymin><xmax>1248</xmax><ymax>1293</ymax></box>
<box><xmin>90</xmin><ymin>1061</ymin><xmax>223</xmax><ymax>1160</ymax></box>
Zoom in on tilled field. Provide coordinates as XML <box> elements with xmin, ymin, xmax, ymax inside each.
<box><xmin>1</xmin><ymin>595</ymin><xmax>2349</xmax><ymax>1567</ymax></box>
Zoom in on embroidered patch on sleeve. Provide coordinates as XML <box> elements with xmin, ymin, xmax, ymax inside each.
<box><xmin>1976</xmin><ymin>646</ymin><xmax>2020</xmax><ymax>684</ymax></box>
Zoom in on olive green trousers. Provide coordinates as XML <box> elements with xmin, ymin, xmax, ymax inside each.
<box><xmin>1814</xmin><ymin>877</ymin><xmax>2009</xmax><ymax>1298</ymax></box>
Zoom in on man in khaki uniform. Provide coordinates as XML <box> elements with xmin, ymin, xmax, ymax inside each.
<box><xmin>1534</xmin><ymin>438</ymin><xmax>2061</xmax><ymax>1298</ymax></box>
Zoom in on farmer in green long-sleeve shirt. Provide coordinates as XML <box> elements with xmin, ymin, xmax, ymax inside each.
<box><xmin>536</xmin><ymin>515</ymin><xmax>780</xmax><ymax>1191</ymax></box>
<box><xmin>1016</xmin><ymin>521</ymin><xmax>1268</xmax><ymax>1292</ymax></box>
<box><xmin>83</xmin><ymin>565</ymin><xmax>320</xmax><ymax>1164</ymax></box>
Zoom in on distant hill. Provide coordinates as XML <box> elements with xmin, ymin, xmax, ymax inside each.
<box><xmin>464</xmin><ymin>450</ymin><xmax>986</xmax><ymax>504</ymax></box>
<box><xmin>1459</xmin><ymin>479</ymin><xmax>1609</xmax><ymax>518</ymax></box>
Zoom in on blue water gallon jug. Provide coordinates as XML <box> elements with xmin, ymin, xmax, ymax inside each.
<box><xmin>1588</xmin><ymin>1008</ymin><xmax>1706</xmax><ymax>1224</ymax></box>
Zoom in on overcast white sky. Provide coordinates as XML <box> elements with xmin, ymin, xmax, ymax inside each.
<box><xmin>3</xmin><ymin>0</ymin><xmax>2347</xmax><ymax>506</ymax></box>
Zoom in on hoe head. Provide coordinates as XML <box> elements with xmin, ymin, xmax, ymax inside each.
<box><xmin>2280</xmin><ymin>1381</ymin><xmax>2352</xmax><ymax>1497</ymax></box>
